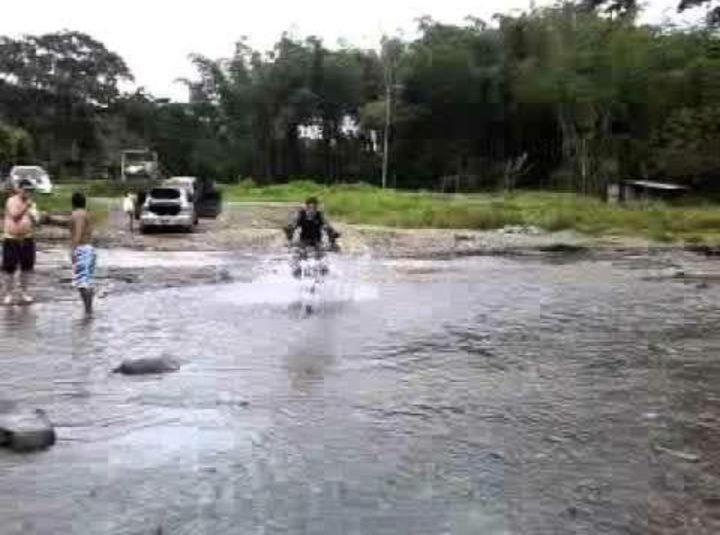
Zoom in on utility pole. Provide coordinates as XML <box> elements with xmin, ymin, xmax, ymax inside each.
<box><xmin>381</xmin><ymin>37</ymin><xmax>396</xmax><ymax>190</ymax></box>
<box><xmin>382</xmin><ymin>78</ymin><xmax>391</xmax><ymax>189</ymax></box>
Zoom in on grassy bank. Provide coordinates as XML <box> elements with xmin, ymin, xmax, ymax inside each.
<box><xmin>12</xmin><ymin>179</ymin><xmax>719</xmax><ymax>244</ymax></box>
<box><xmin>220</xmin><ymin>181</ymin><xmax>720</xmax><ymax>244</ymax></box>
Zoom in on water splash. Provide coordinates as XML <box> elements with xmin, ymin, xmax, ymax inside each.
<box><xmin>216</xmin><ymin>254</ymin><xmax>379</xmax><ymax>310</ymax></box>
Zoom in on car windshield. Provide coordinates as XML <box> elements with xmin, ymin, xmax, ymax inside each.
<box><xmin>150</xmin><ymin>188</ymin><xmax>181</xmax><ymax>200</ymax></box>
<box><xmin>125</xmin><ymin>152</ymin><xmax>154</xmax><ymax>164</ymax></box>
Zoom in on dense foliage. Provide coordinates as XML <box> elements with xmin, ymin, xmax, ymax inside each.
<box><xmin>0</xmin><ymin>2</ymin><xmax>718</xmax><ymax>194</ymax></box>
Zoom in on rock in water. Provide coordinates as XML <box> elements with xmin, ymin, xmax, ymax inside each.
<box><xmin>539</xmin><ymin>243</ymin><xmax>587</xmax><ymax>254</ymax></box>
<box><xmin>0</xmin><ymin>408</ymin><xmax>56</xmax><ymax>452</ymax></box>
<box><xmin>113</xmin><ymin>357</ymin><xmax>180</xmax><ymax>375</ymax></box>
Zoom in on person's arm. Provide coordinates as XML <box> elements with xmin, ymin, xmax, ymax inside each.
<box><xmin>28</xmin><ymin>202</ymin><xmax>40</xmax><ymax>224</ymax></box>
<box><xmin>69</xmin><ymin>214</ymin><xmax>76</xmax><ymax>262</ymax></box>
<box><xmin>320</xmin><ymin>212</ymin><xmax>340</xmax><ymax>241</ymax></box>
<box><xmin>284</xmin><ymin>211</ymin><xmax>299</xmax><ymax>241</ymax></box>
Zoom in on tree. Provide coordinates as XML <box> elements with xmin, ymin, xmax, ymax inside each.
<box><xmin>0</xmin><ymin>122</ymin><xmax>32</xmax><ymax>172</ymax></box>
<box><xmin>0</xmin><ymin>31</ymin><xmax>133</xmax><ymax>176</ymax></box>
<box><xmin>583</xmin><ymin>0</ymin><xmax>720</xmax><ymax>26</ymax></box>
<box><xmin>0</xmin><ymin>31</ymin><xmax>132</xmax><ymax>105</ymax></box>
<box><xmin>186</xmin><ymin>35</ymin><xmax>375</xmax><ymax>182</ymax></box>
<box><xmin>649</xmin><ymin>106</ymin><xmax>720</xmax><ymax>187</ymax></box>
<box><xmin>499</xmin><ymin>4</ymin><xmax>714</xmax><ymax>193</ymax></box>
<box><xmin>389</xmin><ymin>19</ymin><xmax>506</xmax><ymax>187</ymax></box>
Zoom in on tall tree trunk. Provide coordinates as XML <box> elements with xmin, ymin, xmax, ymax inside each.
<box><xmin>286</xmin><ymin>123</ymin><xmax>302</xmax><ymax>178</ymax></box>
<box><xmin>557</xmin><ymin>105</ymin><xmax>578</xmax><ymax>190</ymax></box>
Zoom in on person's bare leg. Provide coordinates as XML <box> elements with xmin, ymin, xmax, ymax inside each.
<box><xmin>79</xmin><ymin>288</ymin><xmax>93</xmax><ymax>315</ymax></box>
<box><xmin>3</xmin><ymin>272</ymin><xmax>14</xmax><ymax>304</ymax></box>
<box><xmin>18</xmin><ymin>271</ymin><xmax>32</xmax><ymax>304</ymax></box>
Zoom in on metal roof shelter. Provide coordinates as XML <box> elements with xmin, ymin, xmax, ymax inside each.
<box><xmin>609</xmin><ymin>180</ymin><xmax>690</xmax><ymax>203</ymax></box>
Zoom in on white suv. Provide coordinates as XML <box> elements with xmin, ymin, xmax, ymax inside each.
<box><xmin>139</xmin><ymin>186</ymin><xmax>197</xmax><ymax>233</ymax></box>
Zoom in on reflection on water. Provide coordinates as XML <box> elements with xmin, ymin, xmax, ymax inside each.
<box><xmin>0</xmin><ymin>253</ymin><xmax>718</xmax><ymax>534</ymax></box>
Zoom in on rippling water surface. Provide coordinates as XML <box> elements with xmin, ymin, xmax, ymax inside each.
<box><xmin>0</xmin><ymin>253</ymin><xmax>719</xmax><ymax>534</ymax></box>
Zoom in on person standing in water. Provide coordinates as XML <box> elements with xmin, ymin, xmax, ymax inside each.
<box><xmin>70</xmin><ymin>192</ymin><xmax>96</xmax><ymax>315</ymax></box>
<box><xmin>3</xmin><ymin>185</ymin><xmax>40</xmax><ymax>305</ymax></box>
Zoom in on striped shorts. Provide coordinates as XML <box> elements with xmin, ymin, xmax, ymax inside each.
<box><xmin>72</xmin><ymin>245</ymin><xmax>96</xmax><ymax>289</ymax></box>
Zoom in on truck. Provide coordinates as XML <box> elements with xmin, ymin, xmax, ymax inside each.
<box><xmin>120</xmin><ymin>149</ymin><xmax>159</xmax><ymax>182</ymax></box>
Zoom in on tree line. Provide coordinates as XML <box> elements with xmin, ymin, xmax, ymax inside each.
<box><xmin>0</xmin><ymin>1</ymin><xmax>719</xmax><ymax>194</ymax></box>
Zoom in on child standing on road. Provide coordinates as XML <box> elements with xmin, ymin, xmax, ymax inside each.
<box><xmin>122</xmin><ymin>191</ymin><xmax>135</xmax><ymax>233</ymax></box>
<box><xmin>70</xmin><ymin>192</ymin><xmax>96</xmax><ymax>315</ymax></box>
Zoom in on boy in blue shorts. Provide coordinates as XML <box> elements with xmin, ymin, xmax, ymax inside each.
<box><xmin>70</xmin><ymin>192</ymin><xmax>96</xmax><ymax>315</ymax></box>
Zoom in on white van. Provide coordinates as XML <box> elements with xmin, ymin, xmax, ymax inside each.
<box><xmin>8</xmin><ymin>166</ymin><xmax>53</xmax><ymax>194</ymax></box>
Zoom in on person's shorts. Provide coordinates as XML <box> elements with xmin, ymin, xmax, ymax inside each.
<box><xmin>2</xmin><ymin>238</ymin><xmax>36</xmax><ymax>274</ymax></box>
<box><xmin>72</xmin><ymin>245</ymin><xmax>96</xmax><ymax>289</ymax></box>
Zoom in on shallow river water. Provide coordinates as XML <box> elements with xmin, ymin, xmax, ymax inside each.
<box><xmin>0</xmin><ymin>252</ymin><xmax>719</xmax><ymax>534</ymax></box>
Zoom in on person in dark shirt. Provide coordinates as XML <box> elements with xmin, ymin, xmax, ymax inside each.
<box><xmin>285</xmin><ymin>197</ymin><xmax>339</xmax><ymax>247</ymax></box>
<box><xmin>284</xmin><ymin>197</ymin><xmax>340</xmax><ymax>278</ymax></box>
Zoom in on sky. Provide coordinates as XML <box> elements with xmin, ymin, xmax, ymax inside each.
<box><xmin>0</xmin><ymin>0</ymin><xmax>707</xmax><ymax>102</ymax></box>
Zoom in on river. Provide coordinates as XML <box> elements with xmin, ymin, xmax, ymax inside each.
<box><xmin>0</xmin><ymin>251</ymin><xmax>718</xmax><ymax>534</ymax></box>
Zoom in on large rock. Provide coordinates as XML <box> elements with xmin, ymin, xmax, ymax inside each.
<box><xmin>0</xmin><ymin>408</ymin><xmax>56</xmax><ymax>452</ymax></box>
<box><xmin>113</xmin><ymin>357</ymin><xmax>180</xmax><ymax>376</ymax></box>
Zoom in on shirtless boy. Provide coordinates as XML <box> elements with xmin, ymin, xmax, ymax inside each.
<box><xmin>70</xmin><ymin>192</ymin><xmax>96</xmax><ymax>314</ymax></box>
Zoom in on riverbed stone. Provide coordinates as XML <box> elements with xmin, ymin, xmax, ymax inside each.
<box><xmin>0</xmin><ymin>408</ymin><xmax>56</xmax><ymax>452</ymax></box>
<box><xmin>113</xmin><ymin>357</ymin><xmax>181</xmax><ymax>375</ymax></box>
<box><xmin>216</xmin><ymin>268</ymin><xmax>233</xmax><ymax>282</ymax></box>
<box><xmin>539</xmin><ymin>243</ymin><xmax>587</xmax><ymax>254</ymax></box>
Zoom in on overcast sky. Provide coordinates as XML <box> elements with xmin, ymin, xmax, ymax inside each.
<box><xmin>0</xmin><ymin>0</ymin><xmax>706</xmax><ymax>102</ymax></box>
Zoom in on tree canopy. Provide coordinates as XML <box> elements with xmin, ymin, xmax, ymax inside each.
<box><xmin>0</xmin><ymin>4</ymin><xmax>719</xmax><ymax>194</ymax></box>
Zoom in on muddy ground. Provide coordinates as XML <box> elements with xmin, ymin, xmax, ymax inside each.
<box><xmin>24</xmin><ymin>201</ymin><xmax>720</xmax><ymax>305</ymax></box>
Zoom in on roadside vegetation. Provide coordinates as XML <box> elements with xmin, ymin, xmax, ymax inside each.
<box><xmin>220</xmin><ymin>180</ymin><xmax>720</xmax><ymax>244</ymax></box>
<box><xmin>0</xmin><ymin>179</ymin><xmax>713</xmax><ymax>244</ymax></box>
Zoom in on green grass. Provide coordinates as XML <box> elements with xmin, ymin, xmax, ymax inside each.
<box><xmin>6</xmin><ymin>179</ymin><xmax>719</xmax><ymax>245</ymax></box>
<box><xmin>36</xmin><ymin>185</ymin><xmax>112</xmax><ymax>215</ymax></box>
<box><xmin>220</xmin><ymin>179</ymin><xmax>327</xmax><ymax>202</ymax></box>
<box><xmin>220</xmin><ymin>181</ymin><xmax>720</xmax><ymax>244</ymax></box>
